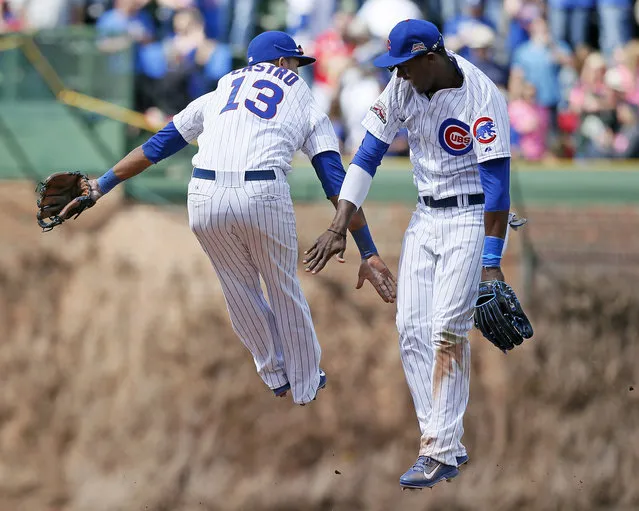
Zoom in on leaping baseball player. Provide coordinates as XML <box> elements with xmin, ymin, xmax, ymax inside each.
<box><xmin>303</xmin><ymin>19</ymin><xmax>532</xmax><ymax>487</ymax></box>
<box><xmin>61</xmin><ymin>31</ymin><xmax>397</xmax><ymax>406</ymax></box>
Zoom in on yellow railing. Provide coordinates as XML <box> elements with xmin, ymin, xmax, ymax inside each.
<box><xmin>0</xmin><ymin>33</ymin><xmax>159</xmax><ymax>133</ymax></box>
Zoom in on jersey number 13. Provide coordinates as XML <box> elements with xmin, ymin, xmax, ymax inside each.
<box><xmin>220</xmin><ymin>77</ymin><xmax>284</xmax><ymax>120</ymax></box>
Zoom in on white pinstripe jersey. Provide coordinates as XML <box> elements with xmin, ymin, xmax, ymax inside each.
<box><xmin>362</xmin><ymin>51</ymin><xmax>510</xmax><ymax>199</ymax></box>
<box><xmin>172</xmin><ymin>64</ymin><xmax>339</xmax><ymax>174</ymax></box>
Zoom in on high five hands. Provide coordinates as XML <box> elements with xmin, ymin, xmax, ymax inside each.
<box><xmin>303</xmin><ymin>230</ymin><xmax>397</xmax><ymax>303</ymax></box>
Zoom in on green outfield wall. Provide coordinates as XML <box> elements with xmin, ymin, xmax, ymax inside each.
<box><xmin>2</xmin><ymin>101</ymin><xmax>638</xmax><ymax>206</ymax></box>
<box><xmin>122</xmin><ymin>156</ymin><xmax>639</xmax><ymax>206</ymax></box>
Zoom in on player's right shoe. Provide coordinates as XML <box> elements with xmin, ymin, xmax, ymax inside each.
<box><xmin>299</xmin><ymin>369</ymin><xmax>327</xmax><ymax>406</ymax></box>
<box><xmin>318</xmin><ymin>369</ymin><xmax>327</xmax><ymax>391</ymax></box>
<box><xmin>399</xmin><ymin>456</ymin><xmax>459</xmax><ymax>489</ymax></box>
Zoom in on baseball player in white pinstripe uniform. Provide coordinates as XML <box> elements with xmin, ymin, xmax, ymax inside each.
<box><xmin>304</xmin><ymin>19</ymin><xmax>517</xmax><ymax>486</ymax></box>
<box><xmin>85</xmin><ymin>31</ymin><xmax>396</xmax><ymax>406</ymax></box>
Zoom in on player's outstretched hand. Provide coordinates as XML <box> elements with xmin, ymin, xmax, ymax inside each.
<box><xmin>87</xmin><ymin>179</ymin><xmax>104</xmax><ymax>203</ymax></box>
<box><xmin>356</xmin><ymin>255</ymin><xmax>397</xmax><ymax>303</ymax></box>
<box><xmin>303</xmin><ymin>229</ymin><xmax>347</xmax><ymax>274</ymax></box>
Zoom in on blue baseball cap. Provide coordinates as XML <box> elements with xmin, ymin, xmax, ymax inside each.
<box><xmin>247</xmin><ymin>31</ymin><xmax>316</xmax><ymax>67</ymax></box>
<box><xmin>373</xmin><ymin>19</ymin><xmax>444</xmax><ymax>68</ymax></box>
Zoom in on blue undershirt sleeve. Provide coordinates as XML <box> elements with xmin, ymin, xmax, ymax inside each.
<box><xmin>142</xmin><ymin>122</ymin><xmax>189</xmax><ymax>164</ymax></box>
<box><xmin>478</xmin><ymin>157</ymin><xmax>511</xmax><ymax>212</ymax></box>
<box><xmin>351</xmin><ymin>131</ymin><xmax>390</xmax><ymax>177</ymax></box>
<box><xmin>311</xmin><ymin>150</ymin><xmax>346</xmax><ymax>198</ymax></box>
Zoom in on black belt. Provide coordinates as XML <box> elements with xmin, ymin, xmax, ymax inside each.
<box><xmin>193</xmin><ymin>168</ymin><xmax>276</xmax><ymax>181</ymax></box>
<box><xmin>420</xmin><ymin>193</ymin><xmax>485</xmax><ymax>208</ymax></box>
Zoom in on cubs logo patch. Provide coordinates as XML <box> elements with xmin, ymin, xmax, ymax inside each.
<box><xmin>370</xmin><ymin>100</ymin><xmax>387</xmax><ymax>125</ymax></box>
<box><xmin>411</xmin><ymin>42</ymin><xmax>426</xmax><ymax>53</ymax></box>
<box><xmin>473</xmin><ymin>117</ymin><xmax>497</xmax><ymax>144</ymax></box>
<box><xmin>438</xmin><ymin>118</ymin><xmax>473</xmax><ymax>156</ymax></box>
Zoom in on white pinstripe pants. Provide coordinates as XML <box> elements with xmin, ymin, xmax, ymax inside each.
<box><xmin>187</xmin><ymin>171</ymin><xmax>322</xmax><ymax>404</ymax></box>
<box><xmin>396</xmin><ymin>201</ymin><xmax>484</xmax><ymax>466</ymax></box>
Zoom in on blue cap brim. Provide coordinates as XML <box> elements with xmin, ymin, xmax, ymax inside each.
<box><xmin>251</xmin><ymin>55</ymin><xmax>316</xmax><ymax>67</ymax></box>
<box><xmin>373</xmin><ymin>52</ymin><xmax>420</xmax><ymax>68</ymax></box>
<box><xmin>297</xmin><ymin>56</ymin><xmax>316</xmax><ymax>67</ymax></box>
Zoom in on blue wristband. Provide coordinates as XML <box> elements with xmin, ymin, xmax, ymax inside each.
<box><xmin>351</xmin><ymin>225</ymin><xmax>378</xmax><ymax>259</ymax></box>
<box><xmin>97</xmin><ymin>168</ymin><xmax>122</xmax><ymax>194</ymax></box>
<box><xmin>482</xmin><ymin>235</ymin><xmax>504</xmax><ymax>267</ymax></box>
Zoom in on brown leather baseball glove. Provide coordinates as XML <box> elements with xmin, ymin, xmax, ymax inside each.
<box><xmin>36</xmin><ymin>171</ymin><xmax>97</xmax><ymax>231</ymax></box>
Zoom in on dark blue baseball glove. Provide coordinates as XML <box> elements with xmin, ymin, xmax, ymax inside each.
<box><xmin>474</xmin><ymin>280</ymin><xmax>533</xmax><ymax>352</ymax></box>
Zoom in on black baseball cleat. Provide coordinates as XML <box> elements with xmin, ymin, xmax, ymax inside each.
<box><xmin>399</xmin><ymin>456</ymin><xmax>459</xmax><ymax>489</ymax></box>
<box><xmin>456</xmin><ymin>454</ymin><xmax>469</xmax><ymax>467</ymax></box>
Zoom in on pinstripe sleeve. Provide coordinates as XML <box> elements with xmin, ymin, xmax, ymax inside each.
<box><xmin>172</xmin><ymin>91</ymin><xmax>216</xmax><ymax>143</ymax></box>
<box><xmin>361</xmin><ymin>72</ymin><xmax>403</xmax><ymax>145</ymax></box>
<box><xmin>472</xmin><ymin>83</ymin><xmax>511</xmax><ymax>163</ymax></box>
<box><xmin>301</xmin><ymin>100</ymin><xmax>340</xmax><ymax>159</ymax></box>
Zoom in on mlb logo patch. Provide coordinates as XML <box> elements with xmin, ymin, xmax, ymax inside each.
<box><xmin>370</xmin><ymin>100</ymin><xmax>388</xmax><ymax>125</ymax></box>
<box><xmin>473</xmin><ymin>117</ymin><xmax>497</xmax><ymax>144</ymax></box>
<box><xmin>411</xmin><ymin>42</ymin><xmax>427</xmax><ymax>53</ymax></box>
<box><xmin>438</xmin><ymin>118</ymin><xmax>473</xmax><ymax>156</ymax></box>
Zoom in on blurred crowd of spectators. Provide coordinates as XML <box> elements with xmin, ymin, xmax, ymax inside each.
<box><xmin>3</xmin><ymin>0</ymin><xmax>639</xmax><ymax>160</ymax></box>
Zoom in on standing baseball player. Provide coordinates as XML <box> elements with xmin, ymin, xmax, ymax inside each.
<box><xmin>303</xmin><ymin>19</ymin><xmax>522</xmax><ymax>486</ymax></box>
<box><xmin>84</xmin><ymin>31</ymin><xmax>396</xmax><ymax>406</ymax></box>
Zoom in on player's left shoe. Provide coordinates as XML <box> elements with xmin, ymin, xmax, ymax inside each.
<box><xmin>272</xmin><ymin>369</ymin><xmax>327</xmax><ymax>398</ymax></box>
<box><xmin>273</xmin><ymin>382</ymin><xmax>290</xmax><ymax>397</ymax></box>
<box><xmin>399</xmin><ymin>456</ymin><xmax>459</xmax><ymax>489</ymax></box>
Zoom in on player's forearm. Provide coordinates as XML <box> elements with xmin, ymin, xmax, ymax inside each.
<box><xmin>482</xmin><ymin>210</ymin><xmax>509</xmax><ymax>276</ymax></box>
<box><xmin>96</xmin><ymin>122</ymin><xmax>189</xmax><ymax>195</ymax></box>
<box><xmin>112</xmin><ymin>146</ymin><xmax>154</xmax><ymax>181</ymax></box>
<box><xmin>479</xmin><ymin>156</ymin><xmax>511</xmax><ymax>269</ymax></box>
<box><xmin>328</xmin><ymin>196</ymin><xmax>378</xmax><ymax>259</ymax></box>
<box><xmin>328</xmin><ymin>199</ymin><xmax>358</xmax><ymax>235</ymax></box>
<box><xmin>328</xmin><ymin>195</ymin><xmax>366</xmax><ymax>232</ymax></box>
<box><xmin>94</xmin><ymin>145</ymin><xmax>153</xmax><ymax>195</ymax></box>
<box><xmin>484</xmin><ymin>210</ymin><xmax>509</xmax><ymax>239</ymax></box>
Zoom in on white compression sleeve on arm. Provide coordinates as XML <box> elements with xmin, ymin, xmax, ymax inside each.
<box><xmin>338</xmin><ymin>164</ymin><xmax>373</xmax><ymax>209</ymax></box>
